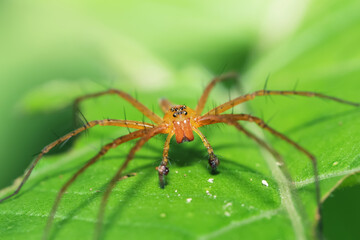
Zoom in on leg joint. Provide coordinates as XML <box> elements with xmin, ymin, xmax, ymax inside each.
<box><xmin>157</xmin><ymin>164</ymin><xmax>169</xmax><ymax>176</ymax></box>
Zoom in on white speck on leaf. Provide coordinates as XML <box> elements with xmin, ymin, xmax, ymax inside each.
<box><xmin>262</xmin><ymin>179</ymin><xmax>269</xmax><ymax>187</ymax></box>
<box><xmin>222</xmin><ymin>203</ymin><xmax>233</xmax><ymax>217</ymax></box>
<box><xmin>223</xmin><ymin>202</ymin><xmax>232</xmax><ymax>209</ymax></box>
<box><xmin>208</xmin><ymin>178</ymin><xmax>214</xmax><ymax>183</ymax></box>
<box><xmin>186</xmin><ymin>198</ymin><xmax>192</xmax><ymax>203</ymax></box>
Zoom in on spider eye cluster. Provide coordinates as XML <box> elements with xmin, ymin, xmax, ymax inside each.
<box><xmin>170</xmin><ymin>106</ymin><xmax>187</xmax><ymax>117</ymax></box>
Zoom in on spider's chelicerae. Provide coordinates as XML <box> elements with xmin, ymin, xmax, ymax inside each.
<box><xmin>0</xmin><ymin>73</ymin><xmax>359</xmax><ymax>239</ymax></box>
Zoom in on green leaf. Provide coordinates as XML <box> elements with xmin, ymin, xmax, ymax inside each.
<box><xmin>1</xmin><ymin>75</ymin><xmax>359</xmax><ymax>240</ymax></box>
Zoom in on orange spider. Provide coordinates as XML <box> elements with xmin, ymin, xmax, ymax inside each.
<box><xmin>0</xmin><ymin>73</ymin><xmax>358</xmax><ymax>239</ymax></box>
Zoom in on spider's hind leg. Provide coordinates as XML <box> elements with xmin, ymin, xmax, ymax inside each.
<box><xmin>157</xmin><ymin>133</ymin><xmax>174</xmax><ymax>188</ymax></box>
<box><xmin>192</xmin><ymin>128</ymin><xmax>219</xmax><ymax>173</ymax></box>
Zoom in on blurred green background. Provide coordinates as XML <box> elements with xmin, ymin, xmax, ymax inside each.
<box><xmin>1</xmin><ymin>0</ymin><xmax>360</xmax><ymax>239</ymax></box>
<box><xmin>0</xmin><ymin>0</ymin><xmax>259</xmax><ymax>188</ymax></box>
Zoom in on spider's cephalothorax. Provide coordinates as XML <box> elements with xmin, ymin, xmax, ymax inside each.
<box><xmin>163</xmin><ymin>105</ymin><xmax>197</xmax><ymax>144</ymax></box>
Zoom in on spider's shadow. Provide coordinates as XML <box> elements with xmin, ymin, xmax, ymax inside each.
<box><xmin>100</xmin><ymin>143</ymin><xmax>263</xmax><ymax>239</ymax></box>
<box><xmin>45</xmin><ymin>140</ymin><xmax>261</xmax><ymax>239</ymax></box>
<box><xmin>49</xmin><ymin>161</ymin><xmax>155</xmax><ymax>240</ymax></box>
<box><xmin>146</xmin><ymin>139</ymin><xmax>261</xmax><ymax>176</ymax></box>
<box><xmin>8</xmin><ymin>153</ymin><xmax>159</xmax><ymax>203</ymax></box>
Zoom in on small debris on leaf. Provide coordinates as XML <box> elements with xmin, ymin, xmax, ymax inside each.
<box><xmin>262</xmin><ymin>179</ymin><xmax>269</xmax><ymax>187</ymax></box>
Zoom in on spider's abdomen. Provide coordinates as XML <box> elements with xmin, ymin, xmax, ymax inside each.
<box><xmin>173</xmin><ymin>119</ymin><xmax>194</xmax><ymax>143</ymax></box>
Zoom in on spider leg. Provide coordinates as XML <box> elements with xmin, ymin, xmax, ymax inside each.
<box><xmin>199</xmin><ymin>114</ymin><xmax>323</xmax><ymax>237</ymax></box>
<box><xmin>157</xmin><ymin>132</ymin><xmax>174</xmax><ymax>188</ymax></box>
<box><xmin>95</xmin><ymin>126</ymin><xmax>166</xmax><ymax>240</ymax></box>
<box><xmin>159</xmin><ymin>98</ymin><xmax>175</xmax><ymax>113</ymax></box>
<box><xmin>42</xmin><ymin>129</ymin><xmax>148</xmax><ymax>240</ymax></box>
<box><xmin>195</xmin><ymin>72</ymin><xmax>238</xmax><ymax>115</ymax></box>
<box><xmin>74</xmin><ymin>89</ymin><xmax>163</xmax><ymax>124</ymax></box>
<box><xmin>204</xmin><ymin>89</ymin><xmax>359</xmax><ymax>116</ymax></box>
<box><xmin>192</xmin><ymin>128</ymin><xmax>219</xmax><ymax>172</ymax></box>
<box><xmin>0</xmin><ymin>119</ymin><xmax>154</xmax><ymax>203</ymax></box>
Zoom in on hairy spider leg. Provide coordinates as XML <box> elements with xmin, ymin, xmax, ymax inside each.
<box><xmin>204</xmin><ymin>90</ymin><xmax>360</xmax><ymax>116</ymax></box>
<box><xmin>199</xmin><ymin>81</ymin><xmax>358</xmax><ymax>238</ymax></box>
<box><xmin>96</xmin><ymin>126</ymin><xmax>166</xmax><ymax>240</ymax></box>
<box><xmin>195</xmin><ymin>72</ymin><xmax>238</xmax><ymax>115</ymax></box>
<box><xmin>199</xmin><ymin>114</ymin><xmax>323</xmax><ymax>238</ymax></box>
<box><xmin>192</xmin><ymin>128</ymin><xmax>219</xmax><ymax>172</ymax></box>
<box><xmin>42</xmin><ymin>129</ymin><xmax>149</xmax><ymax>240</ymax></box>
<box><xmin>74</xmin><ymin>89</ymin><xmax>163</xmax><ymax>124</ymax></box>
<box><xmin>0</xmin><ymin>119</ymin><xmax>154</xmax><ymax>204</ymax></box>
<box><xmin>158</xmin><ymin>132</ymin><xmax>174</xmax><ymax>188</ymax></box>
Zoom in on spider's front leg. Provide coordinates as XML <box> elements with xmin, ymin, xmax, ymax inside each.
<box><xmin>192</xmin><ymin>128</ymin><xmax>219</xmax><ymax>172</ymax></box>
<box><xmin>157</xmin><ymin>133</ymin><xmax>174</xmax><ymax>188</ymax></box>
<box><xmin>160</xmin><ymin>102</ymin><xmax>220</xmax><ymax>180</ymax></box>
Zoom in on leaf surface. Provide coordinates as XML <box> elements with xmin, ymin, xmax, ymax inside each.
<box><xmin>1</xmin><ymin>1</ymin><xmax>360</xmax><ymax>240</ymax></box>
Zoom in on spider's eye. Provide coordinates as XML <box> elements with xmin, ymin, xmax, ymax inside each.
<box><xmin>184</xmin><ymin>111</ymin><xmax>187</xmax><ymax>115</ymax></box>
<box><xmin>173</xmin><ymin>113</ymin><xmax>177</xmax><ymax>117</ymax></box>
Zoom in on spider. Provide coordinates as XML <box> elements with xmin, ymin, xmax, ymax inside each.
<box><xmin>0</xmin><ymin>73</ymin><xmax>358</xmax><ymax>240</ymax></box>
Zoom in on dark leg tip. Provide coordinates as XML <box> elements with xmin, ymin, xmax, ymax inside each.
<box><xmin>208</xmin><ymin>152</ymin><xmax>219</xmax><ymax>173</ymax></box>
<box><xmin>157</xmin><ymin>165</ymin><xmax>169</xmax><ymax>189</ymax></box>
<box><xmin>158</xmin><ymin>165</ymin><xmax>169</xmax><ymax>176</ymax></box>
